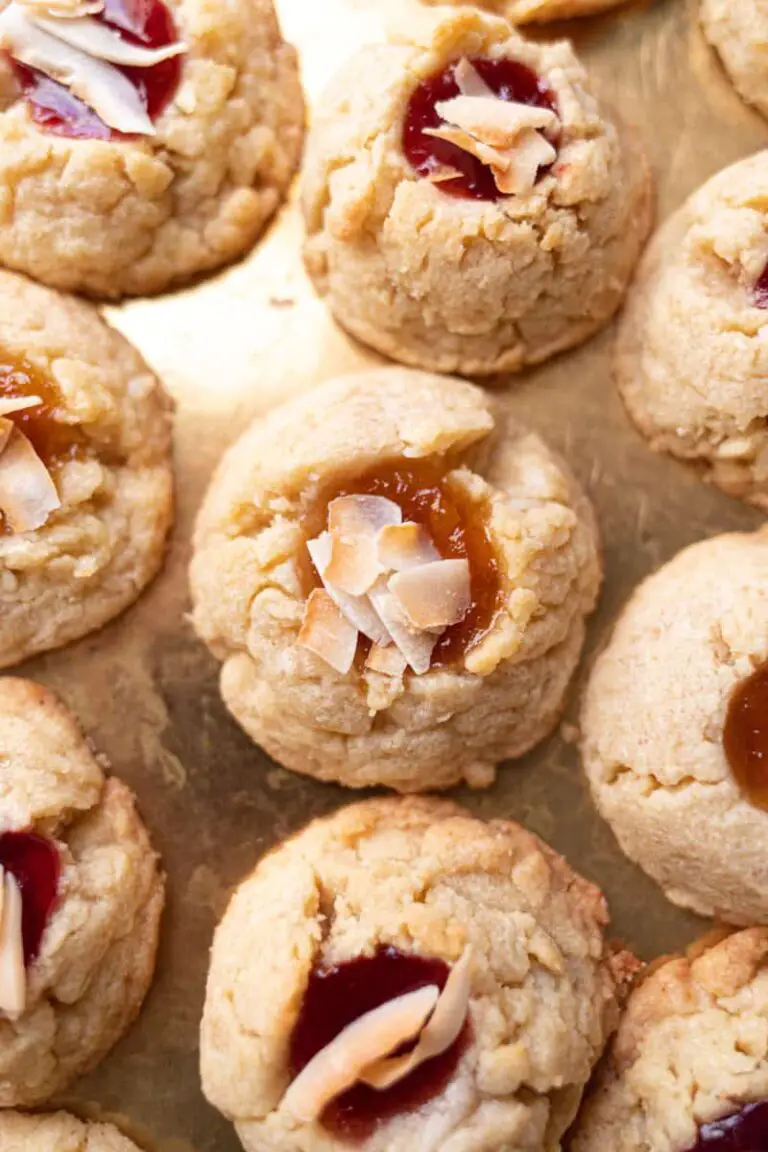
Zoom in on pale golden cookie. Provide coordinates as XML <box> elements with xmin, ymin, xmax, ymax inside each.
<box><xmin>582</xmin><ymin>529</ymin><xmax>768</xmax><ymax>925</ymax></box>
<box><xmin>420</xmin><ymin>0</ymin><xmax>628</xmax><ymax>25</ymax></box>
<box><xmin>201</xmin><ymin>796</ymin><xmax>633</xmax><ymax>1152</ymax></box>
<box><xmin>302</xmin><ymin>6</ymin><xmax>651</xmax><ymax>376</ymax></box>
<box><xmin>617</xmin><ymin>151</ymin><xmax>768</xmax><ymax>511</ymax></box>
<box><xmin>0</xmin><ymin>270</ymin><xmax>173</xmax><ymax>668</ymax></box>
<box><xmin>0</xmin><ymin>0</ymin><xmax>304</xmax><ymax>297</ymax></box>
<box><xmin>0</xmin><ymin>678</ymin><xmax>165</xmax><ymax>1106</ymax></box>
<box><xmin>190</xmin><ymin>368</ymin><xmax>601</xmax><ymax>793</ymax></box>
<box><xmin>0</xmin><ymin>1109</ymin><xmax>145</xmax><ymax>1152</ymax></box>
<box><xmin>701</xmin><ymin>0</ymin><xmax>768</xmax><ymax>119</ymax></box>
<box><xmin>570</xmin><ymin>929</ymin><xmax>768</xmax><ymax>1152</ymax></box>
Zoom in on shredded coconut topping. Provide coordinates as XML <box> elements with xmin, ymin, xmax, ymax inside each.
<box><xmin>0</xmin><ymin>867</ymin><xmax>26</xmax><ymax>1021</ymax></box>
<box><xmin>0</xmin><ymin>410</ymin><xmax>61</xmax><ymax>533</ymax></box>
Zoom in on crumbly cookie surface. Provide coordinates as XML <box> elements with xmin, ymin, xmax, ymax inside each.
<box><xmin>0</xmin><ymin>0</ymin><xmax>304</xmax><ymax>298</ymax></box>
<box><xmin>0</xmin><ymin>1109</ymin><xmax>143</xmax><ymax>1152</ymax></box>
<box><xmin>701</xmin><ymin>0</ymin><xmax>768</xmax><ymax>119</ymax></box>
<box><xmin>201</xmin><ymin>796</ymin><xmax>631</xmax><ymax>1152</ymax></box>
<box><xmin>0</xmin><ymin>270</ymin><xmax>173</xmax><ymax>668</ymax></box>
<box><xmin>190</xmin><ymin>367</ymin><xmax>601</xmax><ymax>792</ymax></box>
<box><xmin>0</xmin><ymin>677</ymin><xmax>165</xmax><ymax>1106</ymax></box>
<box><xmin>617</xmin><ymin>151</ymin><xmax>768</xmax><ymax>510</ymax></box>
<box><xmin>420</xmin><ymin>0</ymin><xmax>627</xmax><ymax>25</ymax></box>
<box><xmin>302</xmin><ymin>6</ymin><xmax>651</xmax><ymax>376</ymax></box>
<box><xmin>582</xmin><ymin>529</ymin><xmax>768</xmax><ymax>925</ymax></box>
<box><xmin>570</xmin><ymin>928</ymin><xmax>768</xmax><ymax>1152</ymax></box>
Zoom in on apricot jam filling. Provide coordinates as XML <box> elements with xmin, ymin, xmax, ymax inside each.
<box><xmin>0</xmin><ymin>349</ymin><xmax>84</xmax><ymax>470</ymax></box>
<box><xmin>723</xmin><ymin>663</ymin><xmax>768</xmax><ymax>811</ymax></box>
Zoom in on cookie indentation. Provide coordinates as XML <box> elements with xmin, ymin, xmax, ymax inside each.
<box><xmin>724</xmin><ymin>663</ymin><xmax>768</xmax><ymax>812</ymax></box>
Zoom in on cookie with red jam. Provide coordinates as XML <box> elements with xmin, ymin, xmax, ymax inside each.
<box><xmin>0</xmin><ymin>0</ymin><xmax>304</xmax><ymax>297</ymax></box>
<box><xmin>302</xmin><ymin>6</ymin><xmax>651</xmax><ymax>376</ymax></box>
<box><xmin>201</xmin><ymin>797</ymin><xmax>634</xmax><ymax>1152</ymax></box>
<box><xmin>570</xmin><ymin>928</ymin><xmax>768</xmax><ymax>1152</ymax></box>
<box><xmin>189</xmin><ymin>367</ymin><xmax>601</xmax><ymax>793</ymax></box>
<box><xmin>0</xmin><ymin>677</ymin><xmax>164</xmax><ymax>1106</ymax></box>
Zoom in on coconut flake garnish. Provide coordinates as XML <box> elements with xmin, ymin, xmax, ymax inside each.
<box><xmin>299</xmin><ymin>493</ymin><xmax>472</xmax><ymax>676</ymax></box>
<box><xmin>0</xmin><ymin>867</ymin><xmax>26</xmax><ymax>1021</ymax></box>
<box><xmin>424</xmin><ymin>56</ymin><xmax>559</xmax><ymax>198</ymax></box>
<box><xmin>33</xmin><ymin>13</ymin><xmax>185</xmax><ymax>65</ymax></box>
<box><xmin>0</xmin><ymin>395</ymin><xmax>43</xmax><ymax>417</ymax></box>
<box><xmin>365</xmin><ymin>643</ymin><xmax>408</xmax><ymax>678</ymax></box>
<box><xmin>19</xmin><ymin>0</ymin><xmax>104</xmax><ymax>19</ymax></box>
<box><xmin>0</xmin><ymin>424</ymin><xmax>61</xmax><ymax>533</ymax></box>
<box><xmin>281</xmin><ymin>984</ymin><xmax>440</xmax><ymax>1123</ymax></box>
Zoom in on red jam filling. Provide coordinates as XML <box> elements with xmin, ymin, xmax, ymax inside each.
<box><xmin>723</xmin><ymin>663</ymin><xmax>768</xmax><ymax>812</ymax></box>
<box><xmin>754</xmin><ymin>266</ymin><xmax>768</xmax><ymax>310</ymax></box>
<box><xmin>685</xmin><ymin>1101</ymin><xmax>768</xmax><ymax>1149</ymax></box>
<box><xmin>289</xmin><ymin>947</ymin><xmax>470</xmax><ymax>1141</ymax></box>
<box><xmin>402</xmin><ymin>56</ymin><xmax>558</xmax><ymax>201</ymax></box>
<box><xmin>0</xmin><ymin>832</ymin><xmax>60</xmax><ymax>965</ymax></box>
<box><xmin>10</xmin><ymin>0</ymin><xmax>182</xmax><ymax>140</ymax></box>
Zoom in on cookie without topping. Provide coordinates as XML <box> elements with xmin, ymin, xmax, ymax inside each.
<box><xmin>0</xmin><ymin>0</ymin><xmax>304</xmax><ymax>297</ymax></box>
<box><xmin>420</xmin><ymin>0</ymin><xmax>628</xmax><ymax>24</ymax></box>
<box><xmin>0</xmin><ymin>678</ymin><xmax>164</xmax><ymax>1106</ymax></box>
<box><xmin>302</xmin><ymin>6</ymin><xmax>651</xmax><ymax>376</ymax></box>
<box><xmin>570</xmin><ymin>928</ymin><xmax>768</xmax><ymax>1152</ymax></box>
<box><xmin>190</xmin><ymin>367</ymin><xmax>601</xmax><ymax>792</ymax></box>
<box><xmin>582</xmin><ymin>529</ymin><xmax>768</xmax><ymax>925</ymax></box>
<box><xmin>0</xmin><ymin>269</ymin><xmax>172</xmax><ymax>668</ymax></box>
<box><xmin>201</xmin><ymin>796</ymin><xmax>633</xmax><ymax>1152</ymax></box>
<box><xmin>617</xmin><ymin>152</ymin><xmax>768</xmax><ymax>510</ymax></box>
<box><xmin>701</xmin><ymin>0</ymin><xmax>768</xmax><ymax>120</ymax></box>
<box><xmin>0</xmin><ymin>1109</ymin><xmax>145</xmax><ymax>1152</ymax></box>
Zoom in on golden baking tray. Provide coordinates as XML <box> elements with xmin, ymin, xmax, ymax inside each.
<box><xmin>25</xmin><ymin>0</ymin><xmax>764</xmax><ymax>1147</ymax></box>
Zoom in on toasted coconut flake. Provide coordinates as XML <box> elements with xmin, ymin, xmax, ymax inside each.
<box><xmin>281</xmin><ymin>984</ymin><xmax>439</xmax><ymax>1123</ymax></box>
<box><xmin>0</xmin><ymin>868</ymin><xmax>26</xmax><ymax>1021</ymax></box>
<box><xmin>424</xmin><ymin>123</ymin><xmax>502</xmax><ymax>171</ymax></box>
<box><xmin>390</xmin><ymin>559</ymin><xmax>471</xmax><ymax>631</ymax></box>
<box><xmin>298</xmin><ymin>589</ymin><xmax>358</xmax><ymax>675</ymax></box>
<box><xmin>493</xmin><ymin>128</ymin><xmax>556</xmax><ymax>196</ymax></box>
<box><xmin>328</xmin><ymin>495</ymin><xmax>402</xmax><ymax>540</ymax></box>
<box><xmin>0</xmin><ymin>4</ymin><xmax>155</xmax><ymax>134</ymax></box>
<box><xmin>19</xmin><ymin>0</ymin><xmax>104</xmax><ymax>18</ymax></box>
<box><xmin>377</xmin><ymin>522</ymin><xmax>441</xmax><ymax>572</ymax></box>
<box><xmin>325</xmin><ymin>534</ymin><xmax>381</xmax><ymax>597</ymax></box>
<box><xmin>368</xmin><ymin>581</ymin><xmax>438</xmax><ymax>675</ymax></box>
<box><xmin>0</xmin><ymin>418</ymin><xmax>13</xmax><ymax>455</ymax></box>
<box><xmin>0</xmin><ymin>395</ymin><xmax>42</xmax><ymax>417</ymax></box>
<box><xmin>434</xmin><ymin>94</ymin><xmax>556</xmax><ymax>148</ymax></box>
<box><xmin>34</xmin><ymin>13</ymin><xmax>186</xmax><ymax>65</ymax></box>
<box><xmin>425</xmin><ymin>163</ymin><xmax>462</xmax><ymax>185</ymax></box>
<box><xmin>361</xmin><ymin>948</ymin><xmax>473</xmax><ymax>1090</ymax></box>
<box><xmin>0</xmin><ymin>427</ymin><xmax>60</xmax><ymax>533</ymax></box>
<box><xmin>454</xmin><ymin>57</ymin><xmax>494</xmax><ymax>99</ymax></box>
<box><xmin>307</xmin><ymin>533</ymin><xmax>390</xmax><ymax>646</ymax></box>
<box><xmin>365</xmin><ymin>643</ymin><xmax>408</xmax><ymax>678</ymax></box>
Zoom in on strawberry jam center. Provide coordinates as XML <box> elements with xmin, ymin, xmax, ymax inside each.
<box><xmin>289</xmin><ymin>947</ymin><xmax>470</xmax><ymax>1141</ymax></box>
<box><xmin>402</xmin><ymin>56</ymin><xmax>557</xmax><ymax>201</ymax></box>
<box><xmin>11</xmin><ymin>0</ymin><xmax>182</xmax><ymax>140</ymax></box>
<box><xmin>753</xmin><ymin>266</ymin><xmax>768</xmax><ymax>310</ymax></box>
<box><xmin>0</xmin><ymin>832</ymin><xmax>60</xmax><ymax>966</ymax></box>
<box><xmin>686</xmin><ymin>1101</ymin><xmax>768</xmax><ymax>1149</ymax></box>
<box><xmin>723</xmin><ymin>663</ymin><xmax>768</xmax><ymax>812</ymax></box>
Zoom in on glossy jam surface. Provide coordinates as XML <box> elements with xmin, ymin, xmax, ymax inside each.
<box><xmin>686</xmin><ymin>1100</ymin><xmax>768</xmax><ymax>1149</ymax></box>
<box><xmin>0</xmin><ymin>349</ymin><xmax>83</xmax><ymax>469</ymax></box>
<box><xmin>12</xmin><ymin>0</ymin><xmax>182</xmax><ymax>140</ymax></box>
<box><xmin>402</xmin><ymin>56</ymin><xmax>558</xmax><ymax>200</ymax></box>
<box><xmin>310</xmin><ymin>458</ymin><xmax>502</xmax><ymax>668</ymax></box>
<box><xmin>289</xmin><ymin>947</ymin><xmax>469</xmax><ymax>1140</ymax></box>
<box><xmin>0</xmin><ymin>832</ymin><xmax>61</xmax><ymax>965</ymax></box>
<box><xmin>723</xmin><ymin>663</ymin><xmax>768</xmax><ymax>811</ymax></box>
<box><xmin>754</xmin><ymin>266</ymin><xmax>768</xmax><ymax>310</ymax></box>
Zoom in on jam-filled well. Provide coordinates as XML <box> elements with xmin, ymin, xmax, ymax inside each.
<box><xmin>685</xmin><ymin>1100</ymin><xmax>768</xmax><ymax>1150</ymax></box>
<box><xmin>0</xmin><ymin>349</ymin><xmax>83</xmax><ymax>470</ymax></box>
<box><xmin>402</xmin><ymin>56</ymin><xmax>558</xmax><ymax>201</ymax></box>
<box><xmin>723</xmin><ymin>663</ymin><xmax>768</xmax><ymax>811</ymax></box>
<box><xmin>0</xmin><ymin>832</ymin><xmax>61</xmax><ymax>965</ymax></box>
<box><xmin>289</xmin><ymin>947</ymin><xmax>470</xmax><ymax>1140</ymax></box>
<box><xmin>753</xmin><ymin>266</ymin><xmax>768</xmax><ymax>310</ymax></box>
<box><xmin>11</xmin><ymin>0</ymin><xmax>182</xmax><ymax>140</ymax></box>
<box><xmin>307</xmin><ymin>457</ymin><xmax>503</xmax><ymax>668</ymax></box>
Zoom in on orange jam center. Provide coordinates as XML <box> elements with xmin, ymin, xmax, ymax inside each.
<box><xmin>0</xmin><ymin>350</ymin><xmax>84</xmax><ymax>470</ymax></box>
<box><xmin>723</xmin><ymin>663</ymin><xmax>768</xmax><ymax>811</ymax></box>
<box><xmin>307</xmin><ymin>458</ymin><xmax>503</xmax><ymax>668</ymax></box>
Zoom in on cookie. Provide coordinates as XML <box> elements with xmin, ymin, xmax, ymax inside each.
<box><xmin>0</xmin><ymin>270</ymin><xmax>172</xmax><ymax>668</ymax></box>
<box><xmin>190</xmin><ymin>367</ymin><xmax>601</xmax><ymax>793</ymax></box>
<box><xmin>582</xmin><ymin>529</ymin><xmax>768</xmax><ymax>925</ymax></box>
<box><xmin>569</xmin><ymin>928</ymin><xmax>768</xmax><ymax>1152</ymax></box>
<box><xmin>0</xmin><ymin>678</ymin><xmax>165</xmax><ymax>1106</ymax></box>
<box><xmin>0</xmin><ymin>1109</ymin><xmax>145</xmax><ymax>1152</ymax></box>
<box><xmin>302</xmin><ymin>6</ymin><xmax>651</xmax><ymax>376</ymax></box>
<box><xmin>201</xmin><ymin>796</ymin><xmax>633</xmax><ymax>1152</ymax></box>
<box><xmin>701</xmin><ymin>0</ymin><xmax>768</xmax><ymax>120</ymax></box>
<box><xmin>420</xmin><ymin>0</ymin><xmax>628</xmax><ymax>25</ymax></box>
<box><xmin>0</xmin><ymin>0</ymin><xmax>304</xmax><ymax>297</ymax></box>
<box><xmin>616</xmin><ymin>151</ymin><xmax>768</xmax><ymax>511</ymax></box>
